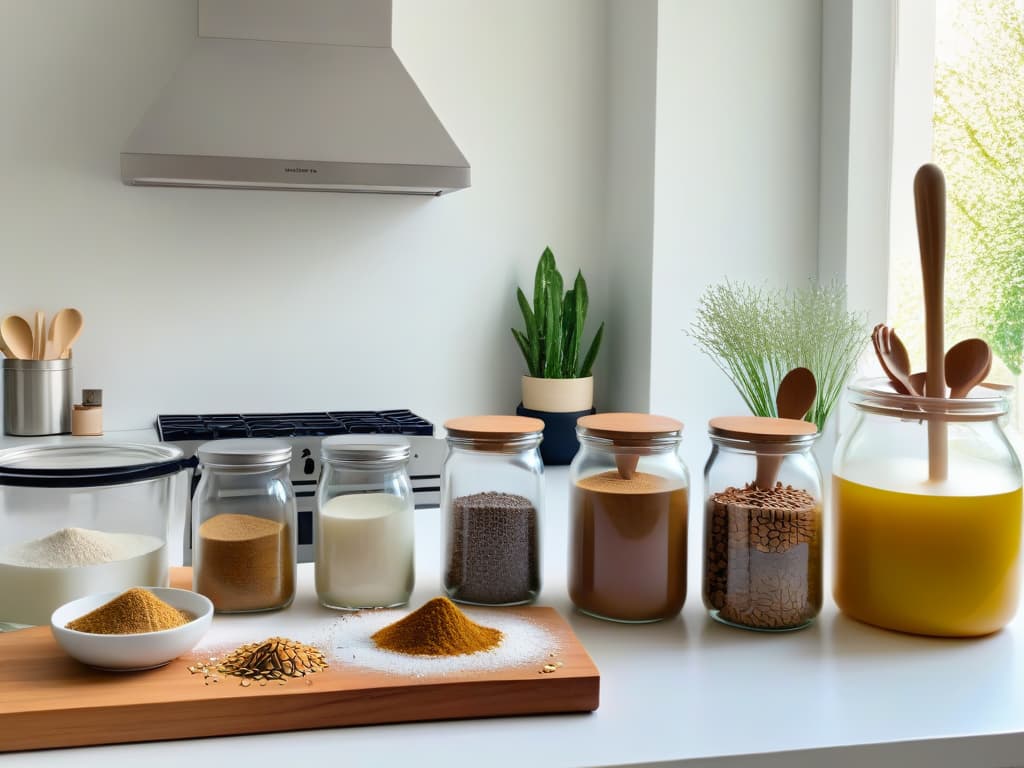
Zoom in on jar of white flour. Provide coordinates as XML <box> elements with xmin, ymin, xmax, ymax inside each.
<box><xmin>0</xmin><ymin>442</ymin><xmax>192</xmax><ymax>627</ymax></box>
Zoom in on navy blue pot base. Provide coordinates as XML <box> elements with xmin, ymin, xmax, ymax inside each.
<box><xmin>516</xmin><ymin>403</ymin><xmax>596</xmax><ymax>466</ymax></box>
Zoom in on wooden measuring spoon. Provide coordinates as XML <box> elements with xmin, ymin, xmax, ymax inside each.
<box><xmin>945</xmin><ymin>338</ymin><xmax>992</xmax><ymax>399</ymax></box>
<box><xmin>51</xmin><ymin>308</ymin><xmax>84</xmax><ymax>360</ymax></box>
<box><xmin>872</xmin><ymin>324</ymin><xmax>917</xmax><ymax>395</ymax></box>
<box><xmin>615</xmin><ymin>453</ymin><xmax>639</xmax><ymax>480</ymax></box>
<box><xmin>776</xmin><ymin>367</ymin><xmax>816</xmax><ymax>420</ymax></box>
<box><xmin>915</xmin><ymin>163</ymin><xmax>948</xmax><ymax>480</ymax></box>
<box><xmin>754</xmin><ymin>368</ymin><xmax>818</xmax><ymax>490</ymax></box>
<box><xmin>1</xmin><ymin>315</ymin><xmax>34</xmax><ymax>360</ymax></box>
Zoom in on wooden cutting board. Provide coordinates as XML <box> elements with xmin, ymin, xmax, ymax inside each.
<box><xmin>0</xmin><ymin>569</ymin><xmax>599</xmax><ymax>752</ymax></box>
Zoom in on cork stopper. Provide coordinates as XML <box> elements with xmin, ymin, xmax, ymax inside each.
<box><xmin>708</xmin><ymin>416</ymin><xmax>817</xmax><ymax>442</ymax></box>
<box><xmin>577</xmin><ymin>412</ymin><xmax>683</xmax><ymax>440</ymax></box>
<box><xmin>577</xmin><ymin>413</ymin><xmax>683</xmax><ymax>480</ymax></box>
<box><xmin>444</xmin><ymin>415</ymin><xmax>544</xmax><ymax>439</ymax></box>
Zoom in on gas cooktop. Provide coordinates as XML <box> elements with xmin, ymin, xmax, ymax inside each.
<box><xmin>156</xmin><ymin>409</ymin><xmax>444</xmax><ymax>565</ymax></box>
<box><xmin>157</xmin><ymin>410</ymin><xmax>433</xmax><ymax>442</ymax></box>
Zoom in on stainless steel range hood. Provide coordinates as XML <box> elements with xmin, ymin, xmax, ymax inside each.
<box><xmin>121</xmin><ymin>0</ymin><xmax>470</xmax><ymax>195</ymax></box>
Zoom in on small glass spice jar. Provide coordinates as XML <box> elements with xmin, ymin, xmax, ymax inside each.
<box><xmin>702</xmin><ymin>416</ymin><xmax>822</xmax><ymax>632</ymax></box>
<box><xmin>442</xmin><ymin>415</ymin><xmax>544</xmax><ymax>606</ymax></box>
<box><xmin>833</xmin><ymin>380</ymin><xmax>1022</xmax><ymax>637</ymax></box>
<box><xmin>568</xmin><ymin>413</ymin><xmax>689</xmax><ymax>623</ymax></box>
<box><xmin>315</xmin><ymin>435</ymin><xmax>415</xmax><ymax>610</ymax></box>
<box><xmin>192</xmin><ymin>438</ymin><xmax>296</xmax><ymax>613</ymax></box>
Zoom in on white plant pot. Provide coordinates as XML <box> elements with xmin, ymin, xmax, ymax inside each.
<box><xmin>521</xmin><ymin>376</ymin><xmax>594</xmax><ymax>413</ymax></box>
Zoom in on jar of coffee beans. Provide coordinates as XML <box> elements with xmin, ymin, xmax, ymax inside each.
<box><xmin>441</xmin><ymin>415</ymin><xmax>544</xmax><ymax>606</ymax></box>
<box><xmin>702</xmin><ymin>416</ymin><xmax>822</xmax><ymax>632</ymax></box>
<box><xmin>568</xmin><ymin>413</ymin><xmax>689</xmax><ymax>623</ymax></box>
<box><xmin>193</xmin><ymin>439</ymin><xmax>296</xmax><ymax>613</ymax></box>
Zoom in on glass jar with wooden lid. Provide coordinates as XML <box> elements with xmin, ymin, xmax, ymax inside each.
<box><xmin>441</xmin><ymin>415</ymin><xmax>544</xmax><ymax>606</ymax></box>
<box><xmin>702</xmin><ymin>415</ymin><xmax>822</xmax><ymax>631</ymax></box>
<box><xmin>568</xmin><ymin>413</ymin><xmax>689</xmax><ymax>623</ymax></box>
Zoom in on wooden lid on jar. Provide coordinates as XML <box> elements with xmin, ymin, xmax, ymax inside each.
<box><xmin>444</xmin><ymin>415</ymin><xmax>545</xmax><ymax>439</ymax></box>
<box><xmin>577</xmin><ymin>412</ymin><xmax>683</xmax><ymax>440</ymax></box>
<box><xmin>708</xmin><ymin>415</ymin><xmax>817</xmax><ymax>442</ymax></box>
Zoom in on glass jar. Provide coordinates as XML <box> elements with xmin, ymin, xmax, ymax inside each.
<box><xmin>569</xmin><ymin>413</ymin><xmax>689</xmax><ymax>623</ymax></box>
<box><xmin>0</xmin><ymin>443</ymin><xmax>191</xmax><ymax>627</ymax></box>
<box><xmin>315</xmin><ymin>435</ymin><xmax>414</xmax><ymax>610</ymax></box>
<box><xmin>442</xmin><ymin>415</ymin><xmax>544</xmax><ymax>606</ymax></box>
<box><xmin>702</xmin><ymin>416</ymin><xmax>822</xmax><ymax>631</ymax></box>
<box><xmin>193</xmin><ymin>438</ymin><xmax>296</xmax><ymax>613</ymax></box>
<box><xmin>833</xmin><ymin>379</ymin><xmax>1022</xmax><ymax>637</ymax></box>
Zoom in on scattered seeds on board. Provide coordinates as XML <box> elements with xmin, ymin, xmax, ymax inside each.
<box><xmin>189</xmin><ymin>637</ymin><xmax>327</xmax><ymax>690</ymax></box>
<box><xmin>540</xmin><ymin>658</ymin><xmax>565</xmax><ymax>674</ymax></box>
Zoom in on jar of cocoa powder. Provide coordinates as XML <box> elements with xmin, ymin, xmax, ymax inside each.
<box><xmin>568</xmin><ymin>413</ymin><xmax>689</xmax><ymax>623</ymax></box>
<box><xmin>702</xmin><ymin>416</ymin><xmax>822</xmax><ymax>631</ymax></box>
<box><xmin>442</xmin><ymin>415</ymin><xmax>544</xmax><ymax>606</ymax></box>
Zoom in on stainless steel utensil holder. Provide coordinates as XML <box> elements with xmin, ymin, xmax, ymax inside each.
<box><xmin>3</xmin><ymin>359</ymin><xmax>72</xmax><ymax>435</ymax></box>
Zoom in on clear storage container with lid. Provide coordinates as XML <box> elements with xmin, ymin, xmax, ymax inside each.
<box><xmin>569</xmin><ymin>413</ymin><xmax>689</xmax><ymax>623</ymax></box>
<box><xmin>315</xmin><ymin>435</ymin><xmax>414</xmax><ymax>610</ymax></box>
<box><xmin>0</xmin><ymin>442</ymin><xmax>191</xmax><ymax>627</ymax></box>
<box><xmin>702</xmin><ymin>416</ymin><xmax>822</xmax><ymax>631</ymax></box>
<box><xmin>833</xmin><ymin>379</ymin><xmax>1022</xmax><ymax>636</ymax></box>
<box><xmin>442</xmin><ymin>415</ymin><xmax>544</xmax><ymax>606</ymax></box>
<box><xmin>192</xmin><ymin>438</ymin><xmax>296</xmax><ymax>613</ymax></box>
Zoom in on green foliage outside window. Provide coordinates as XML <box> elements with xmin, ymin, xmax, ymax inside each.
<box><xmin>934</xmin><ymin>0</ymin><xmax>1024</xmax><ymax>375</ymax></box>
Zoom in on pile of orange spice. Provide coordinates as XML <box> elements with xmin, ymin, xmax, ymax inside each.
<box><xmin>371</xmin><ymin>597</ymin><xmax>503</xmax><ymax>656</ymax></box>
<box><xmin>66</xmin><ymin>588</ymin><xmax>192</xmax><ymax>634</ymax></box>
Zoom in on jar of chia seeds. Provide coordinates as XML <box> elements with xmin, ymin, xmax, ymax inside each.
<box><xmin>441</xmin><ymin>415</ymin><xmax>544</xmax><ymax>606</ymax></box>
<box><xmin>702</xmin><ymin>416</ymin><xmax>822</xmax><ymax>632</ymax></box>
<box><xmin>568</xmin><ymin>413</ymin><xmax>689</xmax><ymax>623</ymax></box>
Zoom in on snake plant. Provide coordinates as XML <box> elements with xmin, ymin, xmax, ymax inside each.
<box><xmin>512</xmin><ymin>247</ymin><xmax>604</xmax><ymax>379</ymax></box>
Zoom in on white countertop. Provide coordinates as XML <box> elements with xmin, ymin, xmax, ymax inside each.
<box><xmin>4</xmin><ymin>434</ymin><xmax>1024</xmax><ymax>767</ymax></box>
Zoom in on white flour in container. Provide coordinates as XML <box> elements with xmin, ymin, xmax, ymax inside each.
<box><xmin>0</xmin><ymin>527</ymin><xmax>166</xmax><ymax>626</ymax></box>
<box><xmin>329</xmin><ymin>608</ymin><xmax>556</xmax><ymax>677</ymax></box>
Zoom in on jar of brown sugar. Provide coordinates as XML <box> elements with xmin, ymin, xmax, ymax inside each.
<box><xmin>568</xmin><ymin>413</ymin><xmax>689</xmax><ymax>623</ymax></box>
<box><xmin>192</xmin><ymin>439</ymin><xmax>296</xmax><ymax>613</ymax></box>
<box><xmin>702</xmin><ymin>416</ymin><xmax>822</xmax><ymax>631</ymax></box>
<box><xmin>442</xmin><ymin>415</ymin><xmax>544</xmax><ymax>606</ymax></box>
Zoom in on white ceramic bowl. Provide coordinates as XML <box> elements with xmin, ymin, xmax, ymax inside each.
<box><xmin>50</xmin><ymin>588</ymin><xmax>213</xmax><ymax>671</ymax></box>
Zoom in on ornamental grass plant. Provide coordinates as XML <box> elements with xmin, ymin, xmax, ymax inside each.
<box><xmin>689</xmin><ymin>280</ymin><xmax>867</xmax><ymax>430</ymax></box>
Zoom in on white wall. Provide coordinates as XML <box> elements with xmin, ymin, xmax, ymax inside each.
<box><xmin>602</xmin><ymin>0</ymin><xmax>658</xmax><ymax>413</ymax></box>
<box><xmin>648</xmin><ymin>0</ymin><xmax>824</xmax><ymax>475</ymax></box>
<box><xmin>0</xmin><ymin>0</ymin><xmax>609</xmax><ymax>430</ymax></box>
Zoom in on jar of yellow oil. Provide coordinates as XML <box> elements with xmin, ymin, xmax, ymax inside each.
<box><xmin>833</xmin><ymin>380</ymin><xmax>1022</xmax><ymax>637</ymax></box>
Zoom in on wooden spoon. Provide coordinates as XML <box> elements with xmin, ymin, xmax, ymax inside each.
<box><xmin>33</xmin><ymin>311</ymin><xmax>45</xmax><ymax>360</ymax></box>
<box><xmin>908</xmin><ymin>372</ymin><xmax>928</xmax><ymax>397</ymax></box>
<box><xmin>914</xmin><ymin>163</ymin><xmax>948</xmax><ymax>480</ymax></box>
<box><xmin>945</xmin><ymin>338</ymin><xmax>992</xmax><ymax>399</ymax></box>
<box><xmin>615</xmin><ymin>453</ymin><xmax>639</xmax><ymax>481</ymax></box>
<box><xmin>775</xmin><ymin>367</ymin><xmax>817</xmax><ymax>420</ymax></box>
<box><xmin>872</xmin><ymin>324</ymin><xmax>917</xmax><ymax>395</ymax></box>
<box><xmin>51</xmin><ymin>308</ymin><xmax>84</xmax><ymax>360</ymax></box>
<box><xmin>753</xmin><ymin>368</ymin><xmax>818</xmax><ymax>490</ymax></box>
<box><xmin>1</xmin><ymin>315</ymin><xmax>34</xmax><ymax>360</ymax></box>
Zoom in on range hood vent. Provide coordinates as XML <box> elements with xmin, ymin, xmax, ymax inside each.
<box><xmin>122</xmin><ymin>0</ymin><xmax>470</xmax><ymax>195</ymax></box>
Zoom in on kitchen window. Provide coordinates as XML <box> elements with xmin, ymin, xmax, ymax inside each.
<box><xmin>887</xmin><ymin>0</ymin><xmax>1024</xmax><ymax>428</ymax></box>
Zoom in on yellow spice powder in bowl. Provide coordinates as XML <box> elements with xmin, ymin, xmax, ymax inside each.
<box><xmin>51</xmin><ymin>587</ymin><xmax>213</xmax><ymax>671</ymax></box>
